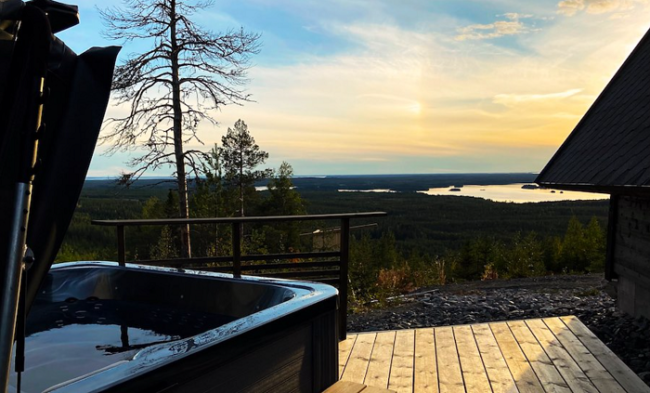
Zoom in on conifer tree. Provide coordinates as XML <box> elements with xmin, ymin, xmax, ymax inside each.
<box><xmin>219</xmin><ymin>119</ymin><xmax>271</xmax><ymax>217</ymax></box>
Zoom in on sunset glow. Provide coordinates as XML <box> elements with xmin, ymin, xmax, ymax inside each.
<box><xmin>61</xmin><ymin>0</ymin><xmax>650</xmax><ymax>176</ymax></box>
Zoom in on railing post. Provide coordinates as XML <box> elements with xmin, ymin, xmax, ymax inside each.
<box><xmin>117</xmin><ymin>225</ymin><xmax>126</xmax><ymax>267</ymax></box>
<box><xmin>232</xmin><ymin>222</ymin><xmax>242</xmax><ymax>278</ymax></box>
<box><xmin>339</xmin><ymin>218</ymin><xmax>350</xmax><ymax>340</ymax></box>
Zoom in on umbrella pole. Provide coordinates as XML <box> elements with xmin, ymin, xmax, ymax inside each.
<box><xmin>0</xmin><ymin>4</ymin><xmax>50</xmax><ymax>390</ymax></box>
<box><xmin>0</xmin><ymin>185</ymin><xmax>30</xmax><ymax>391</ymax></box>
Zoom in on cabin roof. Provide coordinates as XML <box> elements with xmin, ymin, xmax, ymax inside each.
<box><xmin>536</xmin><ymin>27</ymin><xmax>650</xmax><ymax>192</ymax></box>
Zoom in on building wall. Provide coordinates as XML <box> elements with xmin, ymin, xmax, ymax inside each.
<box><xmin>613</xmin><ymin>195</ymin><xmax>650</xmax><ymax>319</ymax></box>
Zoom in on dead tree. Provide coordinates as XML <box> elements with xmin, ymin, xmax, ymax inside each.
<box><xmin>100</xmin><ymin>0</ymin><xmax>260</xmax><ymax>258</ymax></box>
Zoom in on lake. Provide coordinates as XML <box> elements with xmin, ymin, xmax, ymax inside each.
<box><xmin>336</xmin><ymin>183</ymin><xmax>608</xmax><ymax>203</ymax></box>
<box><xmin>417</xmin><ymin>183</ymin><xmax>609</xmax><ymax>203</ymax></box>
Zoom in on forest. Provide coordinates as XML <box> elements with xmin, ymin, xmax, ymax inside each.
<box><xmin>59</xmin><ymin>172</ymin><xmax>609</xmax><ymax>303</ymax></box>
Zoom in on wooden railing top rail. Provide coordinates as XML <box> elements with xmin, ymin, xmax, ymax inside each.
<box><xmin>133</xmin><ymin>251</ymin><xmax>342</xmax><ymax>267</ymax></box>
<box><xmin>91</xmin><ymin>212</ymin><xmax>387</xmax><ymax>227</ymax></box>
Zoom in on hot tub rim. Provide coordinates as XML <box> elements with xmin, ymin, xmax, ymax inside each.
<box><xmin>33</xmin><ymin>261</ymin><xmax>339</xmax><ymax>392</ymax></box>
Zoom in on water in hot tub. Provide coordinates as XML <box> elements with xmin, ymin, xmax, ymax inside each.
<box><xmin>9</xmin><ymin>298</ymin><xmax>237</xmax><ymax>392</ymax></box>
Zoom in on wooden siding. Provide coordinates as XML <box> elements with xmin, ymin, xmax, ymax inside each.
<box><xmin>613</xmin><ymin>195</ymin><xmax>650</xmax><ymax>319</ymax></box>
<box><xmin>339</xmin><ymin>316</ymin><xmax>649</xmax><ymax>393</ymax></box>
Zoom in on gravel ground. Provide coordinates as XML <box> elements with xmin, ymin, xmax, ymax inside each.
<box><xmin>347</xmin><ymin>274</ymin><xmax>650</xmax><ymax>386</ymax></box>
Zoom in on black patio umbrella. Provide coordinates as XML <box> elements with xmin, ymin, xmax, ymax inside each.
<box><xmin>0</xmin><ymin>1</ymin><xmax>118</xmax><ymax>390</ymax></box>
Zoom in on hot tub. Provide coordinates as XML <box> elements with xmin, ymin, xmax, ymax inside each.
<box><xmin>9</xmin><ymin>262</ymin><xmax>339</xmax><ymax>392</ymax></box>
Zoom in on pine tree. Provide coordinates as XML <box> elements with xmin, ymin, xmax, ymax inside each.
<box><xmin>219</xmin><ymin>119</ymin><xmax>271</xmax><ymax>217</ymax></box>
<box><xmin>266</xmin><ymin>162</ymin><xmax>305</xmax><ymax>216</ymax></box>
<box><xmin>262</xmin><ymin>162</ymin><xmax>306</xmax><ymax>253</ymax></box>
<box><xmin>585</xmin><ymin>217</ymin><xmax>606</xmax><ymax>272</ymax></box>
<box><xmin>561</xmin><ymin>216</ymin><xmax>589</xmax><ymax>272</ymax></box>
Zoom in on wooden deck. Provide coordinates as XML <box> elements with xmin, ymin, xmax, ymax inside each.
<box><xmin>339</xmin><ymin>315</ymin><xmax>650</xmax><ymax>393</ymax></box>
<box><xmin>324</xmin><ymin>380</ymin><xmax>396</xmax><ymax>393</ymax></box>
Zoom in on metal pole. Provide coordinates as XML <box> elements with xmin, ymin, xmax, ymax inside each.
<box><xmin>339</xmin><ymin>218</ymin><xmax>350</xmax><ymax>341</ymax></box>
<box><xmin>0</xmin><ymin>6</ymin><xmax>50</xmax><ymax>388</ymax></box>
<box><xmin>0</xmin><ymin>185</ymin><xmax>30</xmax><ymax>390</ymax></box>
<box><xmin>117</xmin><ymin>225</ymin><xmax>126</xmax><ymax>266</ymax></box>
<box><xmin>232</xmin><ymin>222</ymin><xmax>242</xmax><ymax>278</ymax></box>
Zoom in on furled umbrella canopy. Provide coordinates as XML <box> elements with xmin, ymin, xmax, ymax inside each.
<box><xmin>0</xmin><ymin>0</ymin><xmax>119</xmax><ymax>389</ymax></box>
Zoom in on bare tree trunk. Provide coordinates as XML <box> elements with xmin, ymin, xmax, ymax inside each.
<box><xmin>239</xmin><ymin>148</ymin><xmax>244</xmax><ymax>217</ymax></box>
<box><xmin>238</xmin><ymin>148</ymin><xmax>244</xmax><ymax>248</ymax></box>
<box><xmin>170</xmin><ymin>0</ymin><xmax>191</xmax><ymax>258</ymax></box>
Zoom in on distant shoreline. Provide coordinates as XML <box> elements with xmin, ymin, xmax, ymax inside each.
<box><xmin>86</xmin><ymin>172</ymin><xmax>539</xmax><ymax>181</ymax></box>
<box><xmin>83</xmin><ymin>173</ymin><xmax>541</xmax><ymax>194</ymax></box>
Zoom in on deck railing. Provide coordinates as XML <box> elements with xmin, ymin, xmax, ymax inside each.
<box><xmin>92</xmin><ymin>212</ymin><xmax>386</xmax><ymax>340</ymax></box>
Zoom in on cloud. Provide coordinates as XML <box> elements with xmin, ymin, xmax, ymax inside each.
<box><xmin>588</xmin><ymin>0</ymin><xmax>625</xmax><ymax>13</ymax></box>
<box><xmin>455</xmin><ymin>15</ymin><xmax>530</xmax><ymax>41</ymax></box>
<box><xmin>502</xmin><ymin>13</ymin><xmax>533</xmax><ymax>20</ymax></box>
<box><xmin>558</xmin><ymin>0</ymin><xmax>648</xmax><ymax>16</ymax></box>
<box><xmin>357</xmin><ymin>157</ymin><xmax>391</xmax><ymax>162</ymax></box>
<box><xmin>493</xmin><ymin>89</ymin><xmax>583</xmax><ymax>107</ymax></box>
<box><xmin>557</xmin><ymin>0</ymin><xmax>585</xmax><ymax>15</ymax></box>
<box><xmin>356</xmin><ymin>94</ymin><xmax>422</xmax><ymax>113</ymax></box>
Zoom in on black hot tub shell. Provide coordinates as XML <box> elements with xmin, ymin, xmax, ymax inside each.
<box><xmin>9</xmin><ymin>262</ymin><xmax>339</xmax><ymax>392</ymax></box>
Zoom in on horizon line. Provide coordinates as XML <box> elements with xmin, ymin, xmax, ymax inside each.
<box><xmin>86</xmin><ymin>172</ymin><xmax>540</xmax><ymax>180</ymax></box>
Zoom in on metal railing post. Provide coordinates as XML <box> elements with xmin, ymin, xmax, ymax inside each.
<box><xmin>339</xmin><ymin>218</ymin><xmax>350</xmax><ymax>340</ymax></box>
<box><xmin>232</xmin><ymin>222</ymin><xmax>242</xmax><ymax>278</ymax></box>
<box><xmin>117</xmin><ymin>225</ymin><xmax>125</xmax><ymax>267</ymax></box>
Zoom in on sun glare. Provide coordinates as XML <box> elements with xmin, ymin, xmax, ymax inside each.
<box><xmin>408</xmin><ymin>101</ymin><xmax>422</xmax><ymax>114</ymax></box>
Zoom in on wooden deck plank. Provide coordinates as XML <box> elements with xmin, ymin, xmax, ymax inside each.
<box><xmin>363</xmin><ymin>386</ymin><xmax>398</xmax><ymax>393</ymax></box>
<box><xmin>388</xmin><ymin>329</ymin><xmax>415</xmax><ymax>393</ymax></box>
<box><xmin>324</xmin><ymin>380</ymin><xmax>368</xmax><ymax>393</ymax></box>
<box><xmin>560</xmin><ymin>315</ymin><xmax>650</xmax><ymax>393</ymax></box>
<box><xmin>365</xmin><ymin>331</ymin><xmax>397</xmax><ymax>389</ymax></box>
<box><xmin>507</xmin><ymin>320</ymin><xmax>571</xmax><ymax>393</ymax></box>
<box><xmin>342</xmin><ymin>332</ymin><xmax>377</xmax><ymax>384</ymax></box>
<box><xmin>543</xmin><ymin>317</ymin><xmax>626</xmax><ymax>393</ymax></box>
<box><xmin>491</xmin><ymin>322</ymin><xmax>544</xmax><ymax>393</ymax></box>
<box><xmin>454</xmin><ymin>325</ymin><xmax>492</xmax><ymax>393</ymax></box>
<box><xmin>340</xmin><ymin>317</ymin><xmax>649</xmax><ymax>393</ymax></box>
<box><xmin>526</xmin><ymin>318</ymin><xmax>598</xmax><ymax>393</ymax></box>
<box><xmin>340</xmin><ymin>335</ymin><xmax>359</xmax><ymax>378</ymax></box>
<box><xmin>324</xmin><ymin>380</ymin><xmax>398</xmax><ymax>393</ymax></box>
<box><xmin>414</xmin><ymin>328</ymin><xmax>438</xmax><ymax>393</ymax></box>
<box><xmin>472</xmin><ymin>323</ymin><xmax>518</xmax><ymax>393</ymax></box>
<box><xmin>435</xmin><ymin>326</ymin><xmax>465</xmax><ymax>393</ymax></box>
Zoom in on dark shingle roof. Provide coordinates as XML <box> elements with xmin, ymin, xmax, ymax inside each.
<box><xmin>536</xmin><ymin>27</ymin><xmax>650</xmax><ymax>192</ymax></box>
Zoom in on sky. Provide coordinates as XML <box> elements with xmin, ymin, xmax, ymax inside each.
<box><xmin>59</xmin><ymin>0</ymin><xmax>650</xmax><ymax>176</ymax></box>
